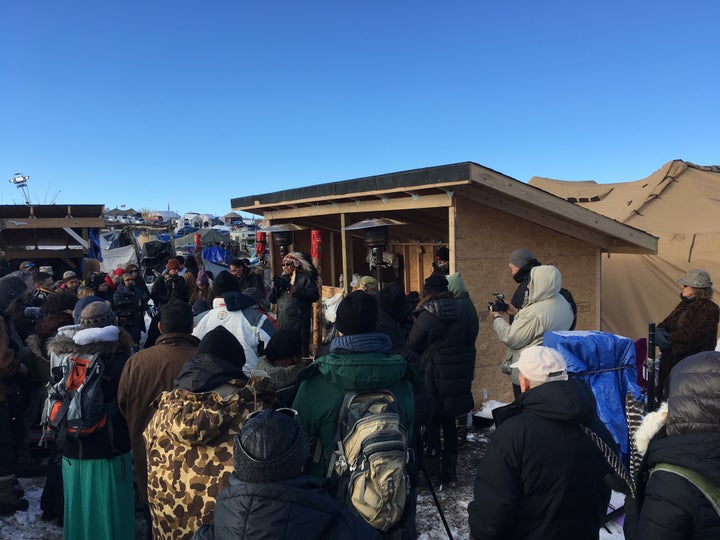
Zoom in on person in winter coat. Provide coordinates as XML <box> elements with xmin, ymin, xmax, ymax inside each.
<box><xmin>0</xmin><ymin>275</ymin><xmax>31</xmax><ymax>515</ymax></box>
<box><xmin>268</xmin><ymin>252</ymin><xmax>319</xmax><ymax>357</ymax></box>
<box><xmin>192</xmin><ymin>409</ymin><xmax>380</xmax><ymax>540</ymax></box>
<box><xmin>256</xmin><ymin>329</ymin><xmax>307</xmax><ymax>407</ymax></box>
<box><xmin>113</xmin><ymin>271</ymin><xmax>149</xmax><ymax>346</ymax></box>
<box><xmin>655</xmin><ymin>269</ymin><xmax>719</xmax><ymax>401</ymax></box>
<box><xmin>117</xmin><ymin>299</ymin><xmax>200</xmax><ymax>506</ymax></box>
<box><xmin>293</xmin><ymin>291</ymin><xmax>417</xmax><ymax>478</ymax></box>
<box><xmin>46</xmin><ymin>300</ymin><xmax>135</xmax><ymax>540</ymax></box>
<box><xmin>468</xmin><ymin>346</ymin><xmax>614</xmax><ymax>540</ymax></box>
<box><xmin>151</xmin><ymin>258</ymin><xmax>189</xmax><ymax>306</ymax></box>
<box><xmin>144</xmin><ymin>326</ymin><xmax>276</xmax><ymax>540</ymax></box>
<box><xmin>407</xmin><ymin>274</ymin><xmax>475</xmax><ymax>486</ymax></box>
<box><xmin>506</xmin><ymin>248</ymin><xmax>577</xmax><ymax>329</ymax></box>
<box><xmin>193</xmin><ymin>271</ymin><xmax>277</xmax><ymax>373</ymax></box>
<box><xmin>492</xmin><ymin>264</ymin><xmax>574</xmax><ymax>398</ymax></box>
<box><xmin>229</xmin><ymin>258</ymin><xmax>265</xmax><ymax>295</ymax></box>
<box><xmin>624</xmin><ymin>350</ymin><xmax>720</xmax><ymax>540</ymax></box>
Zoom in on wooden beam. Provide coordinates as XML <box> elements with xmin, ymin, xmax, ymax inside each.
<box><xmin>0</xmin><ymin>217</ymin><xmax>106</xmax><ymax>229</ymax></box>
<box><xmin>233</xmin><ymin>180</ymin><xmax>468</xmax><ymax>212</ymax></box>
<box><xmin>1</xmin><ymin>249</ymin><xmax>86</xmax><ymax>259</ymax></box>
<box><xmin>254</xmin><ymin>192</ymin><xmax>454</xmax><ymax>220</ymax></box>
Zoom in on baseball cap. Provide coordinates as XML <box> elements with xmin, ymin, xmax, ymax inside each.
<box><xmin>509</xmin><ymin>345</ymin><xmax>568</xmax><ymax>383</ymax></box>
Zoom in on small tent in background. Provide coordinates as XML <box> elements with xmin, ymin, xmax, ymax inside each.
<box><xmin>530</xmin><ymin>160</ymin><xmax>720</xmax><ymax>341</ymax></box>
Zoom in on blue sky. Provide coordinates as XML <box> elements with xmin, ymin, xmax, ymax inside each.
<box><xmin>3</xmin><ymin>1</ymin><xmax>718</xmax><ymax>217</ymax></box>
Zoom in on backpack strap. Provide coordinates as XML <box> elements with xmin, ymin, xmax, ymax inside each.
<box><xmin>650</xmin><ymin>463</ymin><xmax>720</xmax><ymax>517</ymax></box>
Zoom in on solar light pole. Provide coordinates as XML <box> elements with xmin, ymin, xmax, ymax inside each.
<box><xmin>9</xmin><ymin>173</ymin><xmax>31</xmax><ymax>205</ymax></box>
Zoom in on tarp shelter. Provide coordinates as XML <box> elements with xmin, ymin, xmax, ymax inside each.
<box><xmin>530</xmin><ymin>160</ymin><xmax>720</xmax><ymax>342</ymax></box>
<box><xmin>231</xmin><ymin>162</ymin><xmax>658</xmax><ymax>403</ymax></box>
<box><xmin>175</xmin><ymin>228</ymin><xmax>233</xmax><ymax>247</ymax></box>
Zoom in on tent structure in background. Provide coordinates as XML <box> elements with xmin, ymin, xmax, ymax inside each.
<box><xmin>530</xmin><ymin>160</ymin><xmax>720</xmax><ymax>341</ymax></box>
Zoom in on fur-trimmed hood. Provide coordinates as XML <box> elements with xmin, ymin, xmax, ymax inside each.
<box><xmin>47</xmin><ymin>324</ymin><xmax>133</xmax><ymax>356</ymax></box>
<box><xmin>633</xmin><ymin>402</ymin><xmax>668</xmax><ymax>457</ymax></box>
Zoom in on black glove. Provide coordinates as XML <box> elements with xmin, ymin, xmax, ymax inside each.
<box><xmin>655</xmin><ymin>328</ymin><xmax>672</xmax><ymax>351</ymax></box>
<box><xmin>273</xmin><ymin>275</ymin><xmax>290</xmax><ymax>290</ymax></box>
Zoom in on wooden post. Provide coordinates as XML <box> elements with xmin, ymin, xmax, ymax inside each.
<box><xmin>311</xmin><ymin>229</ymin><xmax>323</xmax><ymax>355</ymax></box>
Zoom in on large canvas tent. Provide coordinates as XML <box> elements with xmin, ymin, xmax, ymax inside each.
<box><xmin>530</xmin><ymin>160</ymin><xmax>720</xmax><ymax>342</ymax></box>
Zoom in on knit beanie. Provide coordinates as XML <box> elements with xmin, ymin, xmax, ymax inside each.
<box><xmin>73</xmin><ymin>295</ymin><xmax>103</xmax><ymax>324</ymax></box>
<box><xmin>166</xmin><ymin>258</ymin><xmax>181</xmax><ymax>272</ymax></box>
<box><xmin>213</xmin><ymin>270</ymin><xmax>240</xmax><ymax>298</ymax></box>
<box><xmin>0</xmin><ymin>276</ymin><xmax>29</xmax><ymax>313</ymax></box>
<box><xmin>509</xmin><ymin>248</ymin><xmax>535</xmax><ymax>268</ymax></box>
<box><xmin>423</xmin><ymin>274</ymin><xmax>449</xmax><ymax>296</ymax></box>
<box><xmin>62</xmin><ymin>270</ymin><xmax>78</xmax><ymax>280</ymax></box>
<box><xmin>264</xmin><ymin>329</ymin><xmax>303</xmax><ymax>362</ymax></box>
<box><xmin>435</xmin><ymin>246</ymin><xmax>449</xmax><ymax>261</ymax></box>
<box><xmin>335</xmin><ymin>291</ymin><xmax>378</xmax><ymax>335</ymax></box>
<box><xmin>234</xmin><ymin>410</ymin><xmax>309</xmax><ymax>483</ymax></box>
<box><xmin>196</xmin><ymin>326</ymin><xmax>246</xmax><ymax>369</ymax></box>
<box><xmin>80</xmin><ymin>301</ymin><xmax>117</xmax><ymax>329</ymax></box>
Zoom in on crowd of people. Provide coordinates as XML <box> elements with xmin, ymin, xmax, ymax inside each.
<box><xmin>0</xmin><ymin>246</ymin><xmax>718</xmax><ymax>540</ymax></box>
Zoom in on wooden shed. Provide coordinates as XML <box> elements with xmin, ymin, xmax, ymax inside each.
<box><xmin>231</xmin><ymin>162</ymin><xmax>657</xmax><ymax>403</ymax></box>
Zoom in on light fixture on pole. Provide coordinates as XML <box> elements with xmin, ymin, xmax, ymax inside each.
<box><xmin>344</xmin><ymin>217</ymin><xmax>406</xmax><ymax>289</ymax></box>
<box><xmin>258</xmin><ymin>223</ymin><xmax>306</xmax><ymax>259</ymax></box>
<box><xmin>8</xmin><ymin>173</ymin><xmax>31</xmax><ymax>205</ymax></box>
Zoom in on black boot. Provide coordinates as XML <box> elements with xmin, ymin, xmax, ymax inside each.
<box><xmin>0</xmin><ymin>475</ymin><xmax>29</xmax><ymax>516</ymax></box>
<box><xmin>418</xmin><ymin>451</ymin><xmax>441</xmax><ymax>490</ymax></box>
<box><xmin>440</xmin><ymin>452</ymin><xmax>458</xmax><ymax>487</ymax></box>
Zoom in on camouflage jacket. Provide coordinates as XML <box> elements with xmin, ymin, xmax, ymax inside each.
<box><xmin>144</xmin><ymin>373</ymin><xmax>275</xmax><ymax>540</ymax></box>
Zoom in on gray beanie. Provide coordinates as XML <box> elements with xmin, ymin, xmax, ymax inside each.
<box><xmin>80</xmin><ymin>301</ymin><xmax>117</xmax><ymax>329</ymax></box>
<box><xmin>234</xmin><ymin>410</ymin><xmax>309</xmax><ymax>483</ymax></box>
<box><xmin>509</xmin><ymin>248</ymin><xmax>535</xmax><ymax>268</ymax></box>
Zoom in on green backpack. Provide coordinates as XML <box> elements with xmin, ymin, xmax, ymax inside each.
<box><xmin>327</xmin><ymin>389</ymin><xmax>409</xmax><ymax>532</ymax></box>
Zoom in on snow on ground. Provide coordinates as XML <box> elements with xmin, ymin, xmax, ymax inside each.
<box><xmin>2</xmin><ymin>424</ymin><xmax>627</xmax><ymax>539</ymax></box>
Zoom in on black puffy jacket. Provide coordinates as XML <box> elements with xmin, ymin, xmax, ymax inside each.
<box><xmin>467</xmin><ymin>378</ymin><xmax>613</xmax><ymax>540</ymax></box>
<box><xmin>629</xmin><ymin>351</ymin><xmax>720</xmax><ymax>540</ymax></box>
<box><xmin>407</xmin><ymin>294</ymin><xmax>474</xmax><ymax>416</ymax></box>
<box><xmin>192</xmin><ymin>474</ymin><xmax>380</xmax><ymax>540</ymax></box>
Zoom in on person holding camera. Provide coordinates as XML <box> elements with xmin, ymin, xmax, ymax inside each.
<box><xmin>490</xmin><ymin>265</ymin><xmax>574</xmax><ymax>399</ymax></box>
<box><xmin>268</xmin><ymin>252</ymin><xmax>319</xmax><ymax>357</ymax></box>
<box><xmin>150</xmin><ymin>258</ymin><xmax>188</xmax><ymax>307</ymax></box>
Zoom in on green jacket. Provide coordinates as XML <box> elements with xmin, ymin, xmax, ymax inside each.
<box><xmin>293</xmin><ymin>334</ymin><xmax>417</xmax><ymax>477</ymax></box>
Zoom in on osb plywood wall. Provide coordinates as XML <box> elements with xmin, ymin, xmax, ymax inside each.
<box><xmin>455</xmin><ymin>197</ymin><xmax>600</xmax><ymax>404</ymax></box>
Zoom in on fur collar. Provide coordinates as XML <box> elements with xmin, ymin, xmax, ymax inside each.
<box><xmin>634</xmin><ymin>402</ymin><xmax>668</xmax><ymax>457</ymax></box>
<box><xmin>47</xmin><ymin>325</ymin><xmax>133</xmax><ymax>356</ymax></box>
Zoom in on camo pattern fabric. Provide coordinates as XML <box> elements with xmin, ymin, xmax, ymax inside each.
<box><xmin>143</xmin><ymin>375</ymin><xmax>274</xmax><ymax>540</ymax></box>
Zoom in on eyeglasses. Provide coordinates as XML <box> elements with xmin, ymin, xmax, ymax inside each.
<box><xmin>246</xmin><ymin>407</ymin><xmax>298</xmax><ymax>422</ymax></box>
<box><xmin>281</xmin><ymin>263</ymin><xmax>294</xmax><ymax>267</ymax></box>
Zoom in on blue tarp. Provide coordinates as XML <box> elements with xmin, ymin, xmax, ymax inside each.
<box><xmin>544</xmin><ymin>330</ymin><xmax>644</xmax><ymax>462</ymax></box>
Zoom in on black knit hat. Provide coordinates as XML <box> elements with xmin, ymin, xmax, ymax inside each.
<box><xmin>196</xmin><ymin>326</ymin><xmax>246</xmax><ymax>370</ymax></box>
<box><xmin>423</xmin><ymin>274</ymin><xmax>448</xmax><ymax>296</ymax></box>
<box><xmin>264</xmin><ymin>329</ymin><xmax>302</xmax><ymax>361</ymax></box>
<box><xmin>435</xmin><ymin>246</ymin><xmax>449</xmax><ymax>261</ymax></box>
<box><xmin>213</xmin><ymin>270</ymin><xmax>240</xmax><ymax>298</ymax></box>
<box><xmin>0</xmin><ymin>276</ymin><xmax>29</xmax><ymax>313</ymax></box>
<box><xmin>335</xmin><ymin>290</ymin><xmax>378</xmax><ymax>335</ymax></box>
<box><xmin>234</xmin><ymin>410</ymin><xmax>309</xmax><ymax>483</ymax></box>
<box><xmin>80</xmin><ymin>301</ymin><xmax>117</xmax><ymax>329</ymax></box>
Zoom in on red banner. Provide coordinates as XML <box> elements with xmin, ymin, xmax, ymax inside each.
<box><xmin>311</xmin><ymin>229</ymin><xmax>322</xmax><ymax>260</ymax></box>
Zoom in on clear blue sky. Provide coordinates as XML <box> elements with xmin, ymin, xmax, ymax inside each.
<box><xmin>3</xmin><ymin>1</ymin><xmax>718</xmax><ymax>217</ymax></box>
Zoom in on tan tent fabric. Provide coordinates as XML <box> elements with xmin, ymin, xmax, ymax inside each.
<box><xmin>530</xmin><ymin>160</ymin><xmax>720</xmax><ymax>341</ymax></box>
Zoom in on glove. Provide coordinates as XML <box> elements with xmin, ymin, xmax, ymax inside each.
<box><xmin>273</xmin><ymin>275</ymin><xmax>290</xmax><ymax>290</ymax></box>
<box><xmin>655</xmin><ymin>328</ymin><xmax>672</xmax><ymax>351</ymax></box>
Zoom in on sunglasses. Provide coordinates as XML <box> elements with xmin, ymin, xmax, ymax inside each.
<box><xmin>282</xmin><ymin>263</ymin><xmax>294</xmax><ymax>267</ymax></box>
<box><xmin>246</xmin><ymin>407</ymin><xmax>298</xmax><ymax>422</ymax></box>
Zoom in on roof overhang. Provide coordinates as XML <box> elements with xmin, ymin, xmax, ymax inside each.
<box><xmin>231</xmin><ymin>162</ymin><xmax>658</xmax><ymax>254</ymax></box>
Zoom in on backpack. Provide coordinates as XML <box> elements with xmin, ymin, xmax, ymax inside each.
<box><xmin>327</xmin><ymin>389</ymin><xmax>409</xmax><ymax>532</ymax></box>
<box><xmin>41</xmin><ymin>351</ymin><xmax>109</xmax><ymax>441</ymax></box>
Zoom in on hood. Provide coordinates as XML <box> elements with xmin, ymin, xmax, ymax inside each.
<box><xmin>645</xmin><ymin>430</ymin><xmax>720</xmax><ymax>485</ymax></box>
<box><xmin>421</xmin><ymin>296</ymin><xmax>461</xmax><ymax>321</ymax></box>
<box><xmin>174</xmin><ymin>353</ymin><xmax>247</xmax><ymax>392</ymax></box>
<box><xmin>515</xmin><ymin>377</ymin><xmax>598</xmax><ymax>425</ymax></box>
<box><xmin>446</xmin><ymin>273</ymin><xmax>469</xmax><ymax>299</ymax></box>
<box><xmin>152</xmin><ymin>386</ymin><xmax>252</xmax><ymax>446</ymax></box>
<box><xmin>666</xmin><ymin>350</ymin><xmax>720</xmax><ymax>436</ymax></box>
<box><xmin>311</xmin><ymin>349</ymin><xmax>411</xmax><ymax>392</ymax></box>
<box><xmin>527</xmin><ymin>265</ymin><xmax>562</xmax><ymax>304</ymax></box>
<box><xmin>47</xmin><ymin>324</ymin><xmax>133</xmax><ymax>356</ymax></box>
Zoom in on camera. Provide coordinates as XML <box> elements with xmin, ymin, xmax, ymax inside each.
<box><xmin>487</xmin><ymin>293</ymin><xmax>508</xmax><ymax>312</ymax></box>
